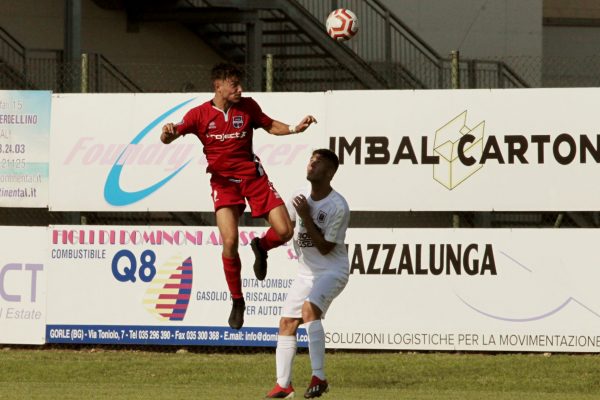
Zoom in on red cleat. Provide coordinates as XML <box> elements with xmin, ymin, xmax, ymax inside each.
<box><xmin>304</xmin><ymin>376</ymin><xmax>328</xmax><ymax>398</ymax></box>
<box><xmin>265</xmin><ymin>383</ymin><xmax>295</xmax><ymax>399</ymax></box>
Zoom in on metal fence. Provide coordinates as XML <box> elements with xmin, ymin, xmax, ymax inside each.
<box><xmin>4</xmin><ymin>47</ymin><xmax>600</xmax><ymax>229</ymax></box>
<box><xmin>6</xmin><ymin>55</ymin><xmax>600</xmax><ymax>94</ymax></box>
<box><xmin>3</xmin><ymin>53</ymin><xmax>600</xmax><ymax>229</ymax></box>
<box><xmin>1</xmin><ymin>208</ymin><xmax>597</xmax><ymax>230</ymax></box>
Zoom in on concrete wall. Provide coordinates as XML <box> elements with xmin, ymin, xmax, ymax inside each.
<box><xmin>0</xmin><ymin>0</ymin><xmax>222</xmax><ymax>91</ymax></box>
<box><xmin>543</xmin><ymin>0</ymin><xmax>600</xmax><ymax>87</ymax></box>
<box><xmin>543</xmin><ymin>26</ymin><xmax>600</xmax><ymax>87</ymax></box>
<box><xmin>544</xmin><ymin>0</ymin><xmax>600</xmax><ymax>19</ymax></box>
<box><xmin>379</xmin><ymin>0</ymin><xmax>543</xmax><ymax>86</ymax></box>
<box><xmin>8</xmin><ymin>0</ymin><xmax>597</xmax><ymax>89</ymax></box>
<box><xmin>379</xmin><ymin>0</ymin><xmax>543</xmax><ymax>58</ymax></box>
<box><xmin>379</xmin><ymin>0</ymin><xmax>600</xmax><ymax>87</ymax></box>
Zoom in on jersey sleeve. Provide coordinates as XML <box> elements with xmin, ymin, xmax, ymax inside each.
<box><xmin>175</xmin><ymin>107</ymin><xmax>200</xmax><ymax>135</ymax></box>
<box><xmin>323</xmin><ymin>196</ymin><xmax>350</xmax><ymax>244</ymax></box>
<box><xmin>246</xmin><ymin>97</ymin><xmax>273</xmax><ymax>129</ymax></box>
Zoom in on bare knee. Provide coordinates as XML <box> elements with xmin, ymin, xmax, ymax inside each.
<box><xmin>267</xmin><ymin>206</ymin><xmax>294</xmax><ymax>242</ymax></box>
<box><xmin>279</xmin><ymin>317</ymin><xmax>301</xmax><ymax>336</ymax></box>
<box><xmin>272</xmin><ymin>221</ymin><xmax>293</xmax><ymax>242</ymax></box>
<box><xmin>221</xmin><ymin>235</ymin><xmax>239</xmax><ymax>257</ymax></box>
<box><xmin>277</xmin><ymin>225</ymin><xmax>293</xmax><ymax>242</ymax></box>
<box><xmin>301</xmin><ymin>302</ymin><xmax>322</xmax><ymax>323</ymax></box>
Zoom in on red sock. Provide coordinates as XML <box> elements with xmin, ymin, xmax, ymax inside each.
<box><xmin>259</xmin><ymin>227</ymin><xmax>287</xmax><ymax>252</ymax></box>
<box><xmin>222</xmin><ymin>255</ymin><xmax>243</xmax><ymax>299</ymax></box>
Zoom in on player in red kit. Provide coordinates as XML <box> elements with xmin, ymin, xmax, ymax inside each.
<box><xmin>161</xmin><ymin>63</ymin><xmax>317</xmax><ymax>330</ymax></box>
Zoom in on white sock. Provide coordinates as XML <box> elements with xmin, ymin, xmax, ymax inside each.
<box><xmin>305</xmin><ymin>320</ymin><xmax>326</xmax><ymax>380</ymax></box>
<box><xmin>276</xmin><ymin>335</ymin><xmax>297</xmax><ymax>388</ymax></box>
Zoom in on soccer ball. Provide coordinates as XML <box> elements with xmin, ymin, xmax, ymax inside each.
<box><xmin>326</xmin><ymin>9</ymin><xmax>359</xmax><ymax>41</ymax></box>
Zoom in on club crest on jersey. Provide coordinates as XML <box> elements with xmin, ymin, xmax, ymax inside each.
<box><xmin>233</xmin><ymin>116</ymin><xmax>243</xmax><ymax>128</ymax></box>
<box><xmin>317</xmin><ymin>210</ymin><xmax>327</xmax><ymax>223</ymax></box>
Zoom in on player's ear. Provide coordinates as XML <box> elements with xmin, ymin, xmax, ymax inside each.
<box><xmin>326</xmin><ymin>167</ymin><xmax>335</xmax><ymax>181</ymax></box>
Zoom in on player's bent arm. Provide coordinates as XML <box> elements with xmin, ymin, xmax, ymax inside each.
<box><xmin>302</xmin><ymin>217</ymin><xmax>336</xmax><ymax>255</ymax></box>
<box><xmin>265</xmin><ymin>120</ymin><xmax>297</xmax><ymax>136</ymax></box>
<box><xmin>265</xmin><ymin>115</ymin><xmax>317</xmax><ymax>136</ymax></box>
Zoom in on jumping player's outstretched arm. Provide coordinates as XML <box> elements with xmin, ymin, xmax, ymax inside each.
<box><xmin>266</xmin><ymin>115</ymin><xmax>317</xmax><ymax>136</ymax></box>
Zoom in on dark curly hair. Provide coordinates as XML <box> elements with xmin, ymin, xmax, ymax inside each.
<box><xmin>312</xmin><ymin>148</ymin><xmax>340</xmax><ymax>172</ymax></box>
<box><xmin>211</xmin><ymin>63</ymin><xmax>244</xmax><ymax>82</ymax></box>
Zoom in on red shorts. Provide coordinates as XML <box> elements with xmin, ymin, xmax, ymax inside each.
<box><xmin>209</xmin><ymin>173</ymin><xmax>285</xmax><ymax>217</ymax></box>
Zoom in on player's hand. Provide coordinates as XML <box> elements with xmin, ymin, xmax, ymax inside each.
<box><xmin>292</xmin><ymin>194</ymin><xmax>311</xmax><ymax>220</ymax></box>
<box><xmin>294</xmin><ymin>115</ymin><xmax>317</xmax><ymax>133</ymax></box>
<box><xmin>161</xmin><ymin>123</ymin><xmax>179</xmax><ymax>143</ymax></box>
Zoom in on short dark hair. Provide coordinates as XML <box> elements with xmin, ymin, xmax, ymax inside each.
<box><xmin>211</xmin><ymin>63</ymin><xmax>244</xmax><ymax>82</ymax></box>
<box><xmin>313</xmin><ymin>148</ymin><xmax>339</xmax><ymax>172</ymax></box>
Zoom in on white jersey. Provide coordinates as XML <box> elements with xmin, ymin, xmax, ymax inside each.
<box><xmin>287</xmin><ymin>188</ymin><xmax>350</xmax><ymax>277</ymax></box>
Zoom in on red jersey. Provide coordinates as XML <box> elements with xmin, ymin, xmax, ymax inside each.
<box><xmin>176</xmin><ymin>97</ymin><xmax>273</xmax><ymax>178</ymax></box>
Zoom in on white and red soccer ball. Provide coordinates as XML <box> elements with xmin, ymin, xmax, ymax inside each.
<box><xmin>326</xmin><ymin>8</ymin><xmax>359</xmax><ymax>41</ymax></box>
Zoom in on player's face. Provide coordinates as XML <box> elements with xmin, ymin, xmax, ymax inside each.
<box><xmin>215</xmin><ymin>77</ymin><xmax>243</xmax><ymax>103</ymax></box>
<box><xmin>306</xmin><ymin>154</ymin><xmax>334</xmax><ymax>183</ymax></box>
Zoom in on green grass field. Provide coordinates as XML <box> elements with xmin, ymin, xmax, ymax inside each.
<box><xmin>1</xmin><ymin>347</ymin><xmax>600</xmax><ymax>399</ymax></box>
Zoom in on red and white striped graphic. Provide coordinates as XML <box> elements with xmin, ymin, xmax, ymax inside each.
<box><xmin>326</xmin><ymin>9</ymin><xmax>359</xmax><ymax>41</ymax></box>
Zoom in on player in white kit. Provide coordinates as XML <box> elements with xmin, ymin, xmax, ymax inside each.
<box><xmin>265</xmin><ymin>149</ymin><xmax>350</xmax><ymax>399</ymax></box>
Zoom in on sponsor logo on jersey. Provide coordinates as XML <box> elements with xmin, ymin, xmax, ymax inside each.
<box><xmin>297</xmin><ymin>231</ymin><xmax>314</xmax><ymax>248</ymax></box>
<box><xmin>296</xmin><ymin>226</ymin><xmax>323</xmax><ymax>248</ymax></box>
<box><xmin>206</xmin><ymin>131</ymin><xmax>247</xmax><ymax>141</ymax></box>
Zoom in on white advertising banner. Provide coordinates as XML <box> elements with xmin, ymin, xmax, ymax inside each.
<box><xmin>46</xmin><ymin>225</ymin><xmax>303</xmax><ymax>347</ymax></box>
<box><xmin>0</xmin><ymin>227</ymin><xmax>46</xmax><ymax>344</ymax></box>
<box><xmin>46</xmin><ymin>226</ymin><xmax>600</xmax><ymax>352</ymax></box>
<box><xmin>49</xmin><ymin>93</ymin><xmax>325</xmax><ymax>211</ymax></box>
<box><xmin>0</xmin><ymin>90</ymin><xmax>51</xmax><ymax>207</ymax></box>
<box><xmin>328</xmin><ymin>88</ymin><xmax>600</xmax><ymax>210</ymax></box>
<box><xmin>51</xmin><ymin>89</ymin><xmax>600</xmax><ymax>212</ymax></box>
<box><xmin>331</xmin><ymin>228</ymin><xmax>600</xmax><ymax>352</ymax></box>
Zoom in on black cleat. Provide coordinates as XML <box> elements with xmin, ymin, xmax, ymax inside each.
<box><xmin>228</xmin><ymin>297</ymin><xmax>245</xmax><ymax>330</ymax></box>
<box><xmin>304</xmin><ymin>376</ymin><xmax>328</xmax><ymax>399</ymax></box>
<box><xmin>251</xmin><ymin>237</ymin><xmax>268</xmax><ymax>280</ymax></box>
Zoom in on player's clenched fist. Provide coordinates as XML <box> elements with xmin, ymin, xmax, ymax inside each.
<box><xmin>295</xmin><ymin>115</ymin><xmax>317</xmax><ymax>133</ymax></box>
<box><xmin>161</xmin><ymin>123</ymin><xmax>179</xmax><ymax>144</ymax></box>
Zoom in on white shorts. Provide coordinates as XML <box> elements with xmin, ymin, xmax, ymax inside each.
<box><xmin>281</xmin><ymin>273</ymin><xmax>348</xmax><ymax>319</ymax></box>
